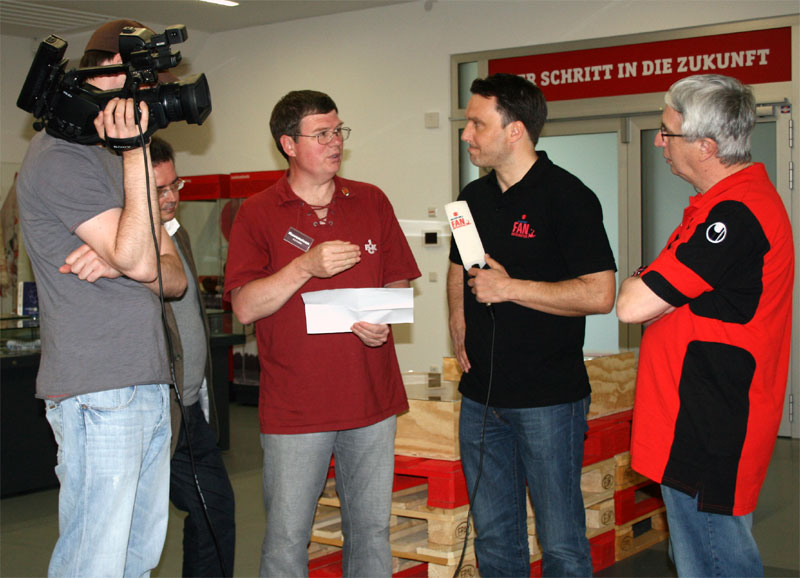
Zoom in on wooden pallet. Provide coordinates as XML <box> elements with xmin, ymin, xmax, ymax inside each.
<box><xmin>443</xmin><ymin>351</ymin><xmax>637</xmax><ymax>421</ymax></box>
<box><xmin>396</xmin><ymin>397</ymin><xmax>461</xmax><ymax>461</ymax></box>
<box><xmin>615</xmin><ymin>507</ymin><xmax>669</xmax><ymax>561</ymax></box>
<box><xmin>585</xmin><ymin>351</ymin><xmax>637</xmax><ymax>419</ymax></box>
<box><xmin>327</xmin><ymin>455</ymin><xmax>469</xmax><ymax>509</ymax></box>
<box><xmin>614</xmin><ymin>450</ymin><xmax>650</xmax><ymax>490</ymax></box>
<box><xmin>394</xmin><ymin>456</ymin><xmax>469</xmax><ymax>509</ymax></box>
<box><xmin>614</xmin><ymin>479</ymin><xmax>664</xmax><ymax>525</ymax></box>
<box><xmin>314</xmin><ymin>477</ymin><xmax>470</xmax><ymax>547</ymax></box>
<box><xmin>529</xmin><ymin>530</ymin><xmax>617</xmax><ymax>576</ymax></box>
<box><xmin>584</xmin><ymin>411</ymin><xmax>632</xmax><ymax>466</ymax></box>
<box><xmin>526</xmin><ymin>457</ymin><xmax>616</xmax><ymax>520</ymax></box>
<box><xmin>308</xmin><ymin>546</ymin><xmax>429</xmax><ymax>577</ymax></box>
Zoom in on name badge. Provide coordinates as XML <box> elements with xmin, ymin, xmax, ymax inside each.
<box><xmin>284</xmin><ymin>227</ymin><xmax>313</xmax><ymax>252</ymax></box>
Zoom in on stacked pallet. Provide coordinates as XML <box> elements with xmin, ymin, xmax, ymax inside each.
<box><xmin>308</xmin><ymin>457</ymin><xmax>475</xmax><ymax>577</ymax></box>
<box><xmin>307</xmin><ymin>351</ymin><xmax>666</xmax><ymax>577</ymax></box>
<box><xmin>613</xmin><ymin>450</ymin><xmax>668</xmax><ymax>561</ymax></box>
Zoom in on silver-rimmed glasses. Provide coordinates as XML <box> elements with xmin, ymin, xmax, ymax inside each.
<box><xmin>294</xmin><ymin>127</ymin><xmax>351</xmax><ymax>145</ymax></box>
<box><xmin>157</xmin><ymin>178</ymin><xmax>185</xmax><ymax>198</ymax></box>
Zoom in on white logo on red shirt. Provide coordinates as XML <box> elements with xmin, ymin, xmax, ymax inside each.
<box><xmin>365</xmin><ymin>239</ymin><xmax>377</xmax><ymax>254</ymax></box>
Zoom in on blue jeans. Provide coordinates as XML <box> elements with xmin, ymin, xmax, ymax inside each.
<box><xmin>459</xmin><ymin>395</ymin><xmax>592</xmax><ymax>578</ymax></box>
<box><xmin>259</xmin><ymin>416</ymin><xmax>396</xmax><ymax>578</ymax></box>
<box><xmin>661</xmin><ymin>485</ymin><xmax>763</xmax><ymax>577</ymax></box>
<box><xmin>170</xmin><ymin>402</ymin><xmax>236</xmax><ymax>577</ymax></box>
<box><xmin>44</xmin><ymin>384</ymin><xmax>171</xmax><ymax>578</ymax></box>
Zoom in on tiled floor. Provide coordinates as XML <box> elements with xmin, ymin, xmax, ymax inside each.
<box><xmin>2</xmin><ymin>402</ymin><xmax>798</xmax><ymax>577</ymax></box>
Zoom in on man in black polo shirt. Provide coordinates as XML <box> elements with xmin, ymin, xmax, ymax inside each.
<box><xmin>447</xmin><ymin>73</ymin><xmax>616</xmax><ymax>577</ymax></box>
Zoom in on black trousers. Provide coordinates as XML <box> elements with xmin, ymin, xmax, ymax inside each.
<box><xmin>170</xmin><ymin>401</ymin><xmax>236</xmax><ymax>577</ymax></box>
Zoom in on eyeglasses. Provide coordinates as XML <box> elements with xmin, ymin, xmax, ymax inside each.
<box><xmin>157</xmin><ymin>178</ymin><xmax>185</xmax><ymax>197</ymax></box>
<box><xmin>659</xmin><ymin>125</ymin><xmax>685</xmax><ymax>139</ymax></box>
<box><xmin>293</xmin><ymin>127</ymin><xmax>351</xmax><ymax>145</ymax></box>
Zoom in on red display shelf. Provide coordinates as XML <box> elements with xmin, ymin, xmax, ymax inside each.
<box><xmin>229</xmin><ymin>170</ymin><xmax>284</xmax><ymax>198</ymax></box>
<box><xmin>180</xmin><ymin>173</ymin><xmax>230</xmax><ymax>200</ymax></box>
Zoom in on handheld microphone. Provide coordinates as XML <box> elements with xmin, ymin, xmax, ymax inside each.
<box><xmin>445</xmin><ymin>201</ymin><xmax>486</xmax><ymax>270</ymax></box>
<box><xmin>445</xmin><ymin>201</ymin><xmax>493</xmax><ymax>314</ymax></box>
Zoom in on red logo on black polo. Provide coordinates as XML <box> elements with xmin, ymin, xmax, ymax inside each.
<box><xmin>511</xmin><ymin>214</ymin><xmax>536</xmax><ymax>239</ymax></box>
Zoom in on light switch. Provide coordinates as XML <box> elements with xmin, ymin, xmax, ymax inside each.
<box><xmin>424</xmin><ymin>112</ymin><xmax>439</xmax><ymax>129</ymax></box>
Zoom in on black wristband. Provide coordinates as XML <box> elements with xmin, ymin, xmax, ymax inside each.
<box><xmin>106</xmin><ymin>134</ymin><xmax>150</xmax><ymax>152</ymax></box>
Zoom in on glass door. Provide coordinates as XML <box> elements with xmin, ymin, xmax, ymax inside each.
<box><xmin>538</xmin><ymin>121</ymin><xmax>622</xmax><ymax>355</ymax></box>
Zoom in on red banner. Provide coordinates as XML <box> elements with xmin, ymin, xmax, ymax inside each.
<box><xmin>489</xmin><ymin>27</ymin><xmax>792</xmax><ymax>102</ymax></box>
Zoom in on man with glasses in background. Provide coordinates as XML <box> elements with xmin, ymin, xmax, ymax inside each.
<box><xmin>224</xmin><ymin>90</ymin><xmax>420</xmax><ymax>577</ymax></box>
<box><xmin>150</xmin><ymin>136</ymin><xmax>236</xmax><ymax>577</ymax></box>
<box><xmin>617</xmin><ymin>74</ymin><xmax>793</xmax><ymax>576</ymax></box>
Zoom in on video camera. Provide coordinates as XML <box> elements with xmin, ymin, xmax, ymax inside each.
<box><xmin>17</xmin><ymin>24</ymin><xmax>212</xmax><ymax>146</ymax></box>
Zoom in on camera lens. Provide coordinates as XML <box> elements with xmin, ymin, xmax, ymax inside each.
<box><xmin>139</xmin><ymin>73</ymin><xmax>212</xmax><ymax>129</ymax></box>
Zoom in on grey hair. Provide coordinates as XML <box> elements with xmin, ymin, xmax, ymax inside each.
<box><xmin>665</xmin><ymin>74</ymin><xmax>755</xmax><ymax>166</ymax></box>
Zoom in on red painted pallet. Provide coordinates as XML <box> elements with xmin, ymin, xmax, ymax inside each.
<box><xmin>583</xmin><ymin>410</ymin><xmax>632</xmax><ymax>467</ymax></box>
<box><xmin>614</xmin><ymin>479</ymin><xmax>664</xmax><ymax>525</ymax></box>
<box><xmin>394</xmin><ymin>456</ymin><xmax>469</xmax><ymax>509</ymax></box>
<box><xmin>529</xmin><ymin>530</ymin><xmax>616</xmax><ymax>577</ymax></box>
<box><xmin>328</xmin><ymin>455</ymin><xmax>469</xmax><ymax>509</ymax></box>
<box><xmin>308</xmin><ymin>549</ymin><xmax>427</xmax><ymax>578</ymax></box>
<box><xmin>308</xmin><ymin>551</ymin><xmax>343</xmax><ymax>577</ymax></box>
<box><xmin>326</xmin><ymin>408</ymin><xmax>632</xmax><ymax>510</ymax></box>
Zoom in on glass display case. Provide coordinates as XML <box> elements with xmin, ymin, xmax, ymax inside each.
<box><xmin>180</xmin><ymin>170</ymin><xmax>283</xmax><ymax>310</ymax></box>
<box><xmin>1</xmin><ymin>315</ymin><xmax>40</xmax><ymax>356</ymax></box>
<box><xmin>179</xmin><ymin>173</ymin><xmax>230</xmax><ymax>309</ymax></box>
<box><xmin>181</xmin><ymin>170</ymin><xmax>283</xmax><ymax>401</ymax></box>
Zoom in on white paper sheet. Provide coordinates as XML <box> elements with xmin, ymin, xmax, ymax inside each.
<box><xmin>301</xmin><ymin>287</ymin><xmax>414</xmax><ymax>334</ymax></box>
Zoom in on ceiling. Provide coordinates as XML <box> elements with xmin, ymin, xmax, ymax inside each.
<box><xmin>0</xmin><ymin>0</ymin><xmax>413</xmax><ymax>38</ymax></box>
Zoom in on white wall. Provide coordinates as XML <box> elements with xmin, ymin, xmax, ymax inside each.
<box><xmin>2</xmin><ymin>0</ymin><xmax>798</xmax><ymax>371</ymax></box>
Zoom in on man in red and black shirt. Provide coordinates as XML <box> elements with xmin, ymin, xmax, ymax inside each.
<box><xmin>618</xmin><ymin>74</ymin><xmax>793</xmax><ymax>577</ymax></box>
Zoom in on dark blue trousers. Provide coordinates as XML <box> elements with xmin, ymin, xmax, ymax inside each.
<box><xmin>170</xmin><ymin>402</ymin><xmax>236</xmax><ymax>577</ymax></box>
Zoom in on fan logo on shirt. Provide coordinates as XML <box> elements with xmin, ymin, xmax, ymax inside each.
<box><xmin>449</xmin><ymin>212</ymin><xmax>471</xmax><ymax>230</ymax></box>
<box><xmin>364</xmin><ymin>239</ymin><xmax>378</xmax><ymax>254</ymax></box>
<box><xmin>706</xmin><ymin>222</ymin><xmax>727</xmax><ymax>244</ymax></box>
<box><xmin>511</xmin><ymin>214</ymin><xmax>536</xmax><ymax>239</ymax></box>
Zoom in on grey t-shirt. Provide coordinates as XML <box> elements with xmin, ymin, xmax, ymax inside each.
<box><xmin>16</xmin><ymin>131</ymin><xmax>170</xmax><ymax>399</ymax></box>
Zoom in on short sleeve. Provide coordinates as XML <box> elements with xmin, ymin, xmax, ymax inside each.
<box><xmin>223</xmin><ymin>197</ymin><xmax>272</xmax><ymax>301</ymax></box>
<box><xmin>643</xmin><ymin>200</ymin><xmax>769</xmax><ymax>313</ymax></box>
<box><xmin>551</xmin><ymin>179</ymin><xmax>617</xmax><ymax>277</ymax></box>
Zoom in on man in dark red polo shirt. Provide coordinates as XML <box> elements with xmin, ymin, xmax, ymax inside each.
<box><xmin>224</xmin><ymin>90</ymin><xmax>420</xmax><ymax>577</ymax></box>
<box><xmin>617</xmin><ymin>74</ymin><xmax>793</xmax><ymax>577</ymax></box>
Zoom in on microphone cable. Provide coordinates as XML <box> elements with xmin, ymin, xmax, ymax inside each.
<box><xmin>453</xmin><ymin>303</ymin><xmax>495</xmax><ymax>577</ymax></box>
<box><xmin>133</xmin><ymin>104</ymin><xmax>228</xmax><ymax>577</ymax></box>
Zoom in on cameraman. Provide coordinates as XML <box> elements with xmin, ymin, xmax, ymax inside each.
<box><xmin>16</xmin><ymin>19</ymin><xmax>186</xmax><ymax>576</ymax></box>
